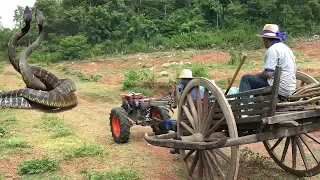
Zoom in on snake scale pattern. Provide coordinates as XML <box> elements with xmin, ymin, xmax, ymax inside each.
<box><xmin>0</xmin><ymin>6</ymin><xmax>78</xmax><ymax>109</ymax></box>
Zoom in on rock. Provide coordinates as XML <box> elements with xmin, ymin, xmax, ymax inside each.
<box><xmin>179</xmin><ymin>61</ymin><xmax>184</xmax><ymax>66</ymax></box>
<box><xmin>159</xmin><ymin>71</ymin><xmax>169</xmax><ymax>77</ymax></box>
<box><xmin>186</xmin><ymin>62</ymin><xmax>192</xmax><ymax>65</ymax></box>
<box><xmin>0</xmin><ymin>133</ymin><xmax>3</xmax><ymax>137</ymax></box>
<box><xmin>162</xmin><ymin>63</ymin><xmax>170</xmax><ymax>67</ymax></box>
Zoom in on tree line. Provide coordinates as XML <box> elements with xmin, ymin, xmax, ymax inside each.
<box><xmin>0</xmin><ymin>0</ymin><xmax>319</xmax><ymax>63</ymax></box>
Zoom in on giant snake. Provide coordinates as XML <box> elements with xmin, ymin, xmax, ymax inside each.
<box><xmin>0</xmin><ymin>6</ymin><xmax>77</xmax><ymax>109</ymax></box>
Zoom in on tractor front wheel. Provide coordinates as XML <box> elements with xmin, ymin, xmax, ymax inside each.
<box><xmin>150</xmin><ymin>106</ymin><xmax>171</xmax><ymax>135</ymax></box>
<box><xmin>109</xmin><ymin>107</ymin><xmax>131</xmax><ymax>143</ymax></box>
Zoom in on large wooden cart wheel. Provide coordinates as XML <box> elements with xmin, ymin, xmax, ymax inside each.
<box><xmin>264</xmin><ymin>71</ymin><xmax>320</xmax><ymax>177</ymax></box>
<box><xmin>177</xmin><ymin>78</ymin><xmax>239</xmax><ymax>180</ymax></box>
<box><xmin>296</xmin><ymin>71</ymin><xmax>318</xmax><ymax>88</ymax></box>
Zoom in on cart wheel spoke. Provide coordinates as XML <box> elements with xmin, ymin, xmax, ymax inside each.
<box><xmin>198</xmin><ymin>150</ymin><xmax>204</xmax><ymax>179</ymax></box>
<box><xmin>300</xmin><ymin>134</ymin><xmax>319</xmax><ymax>163</ymax></box>
<box><xmin>195</xmin><ymin>87</ymin><xmax>203</xmax><ymax>131</ymax></box>
<box><xmin>305</xmin><ymin>133</ymin><xmax>320</xmax><ymax>145</ymax></box>
<box><xmin>281</xmin><ymin>137</ymin><xmax>291</xmax><ymax>162</ymax></box>
<box><xmin>180</xmin><ymin>121</ymin><xmax>196</xmax><ymax>135</ymax></box>
<box><xmin>204</xmin><ymin>151</ymin><xmax>219</xmax><ymax>179</ymax></box>
<box><xmin>201</xmin><ymin>100</ymin><xmax>217</xmax><ymax>133</ymax></box>
<box><xmin>202</xmin><ymin>89</ymin><xmax>210</xmax><ymax>131</ymax></box>
<box><xmin>296</xmin><ymin>136</ymin><xmax>310</xmax><ymax>170</ymax></box>
<box><xmin>292</xmin><ymin>137</ymin><xmax>297</xmax><ymax>169</ymax></box>
<box><xmin>203</xmin><ymin>156</ymin><xmax>211</xmax><ymax>179</ymax></box>
<box><xmin>189</xmin><ymin>150</ymin><xmax>199</xmax><ymax>176</ymax></box>
<box><xmin>208</xmin><ymin>150</ymin><xmax>227</xmax><ymax>179</ymax></box>
<box><xmin>182</xmin><ymin>105</ymin><xmax>196</xmax><ymax>130</ymax></box>
<box><xmin>183</xmin><ymin>150</ymin><xmax>196</xmax><ymax>161</ymax></box>
<box><xmin>205</xmin><ymin>117</ymin><xmax>225</xmax><ymax>138</ymax></box>
<box><xmin>214</xmin><ymin>149</ymin><xmax>231</xmax><ymax>164</ymax></box>
<box><xmin>187</xmin><ymin>93</ymin><xmax>199</xmax><ymax>131</ymax></box>
<box><xmin>271</xmin><ymin>137</ymin><xmax>284</xmax><ymax>151</ymax></box>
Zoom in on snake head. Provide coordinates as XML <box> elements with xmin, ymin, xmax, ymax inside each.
<box><xmin>23</xmin><ymin>6</ymin><xmax>32</xmax><ymax>22</ymax></box>
<box><xmin>35</xmin><ymin>9</ymin><xmax>45</xmax><ymax>25</ymax></box>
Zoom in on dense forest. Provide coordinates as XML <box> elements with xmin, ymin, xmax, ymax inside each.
<box><xmin>0</xmin><ymin>0</ymin><xmax>319</xmax><ymax>63</ymax></box>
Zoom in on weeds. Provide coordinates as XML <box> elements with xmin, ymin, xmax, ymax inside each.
<box><xmin>82</xmin><ymin>168</ymin><xmax>141</xmax><ymax>180</ymax></box>
<box><xmin>64</xmin><ymin>143</ymin><xmax>104</xmax><ymax>160</ymax></box>
<box><xmin>176</xmin><ymin>62</ymin><xmax>210</xmax><ymax>79</ymax></box>
<box><xmin>18</xmin><ymin>156</ymin><xmax>60</xmax><ymax>175</ymax></box>
<box><xmin>42</xmin><ymin>115</ymin><xmax>74</xmax><ymax>138</ymax></box>
<box><xmin>58</xmin><ymin>66</ymin><xmax>102</xmax><ymax>82</ymax></box>
<box><xmin>122</xmin><ymin>69</ymin><xmax>159</xmax><ymax>90</ymax></box>
<box><xmin>0</xmin><ymin>114</ymin><xmax>30</xmax><ymax>151</ymax></box>
<box><xmin>240</xmin><ymin>147</ymin><xmax>272</xmax><ymax>167</ymax></box>
<box><xmin>215</xmin><ymin>79</ymin><xmax>229</xmax><ymax>89</ymax></box>
<box><xmin>0</xmin><ymin>138</ymin><xmax>30</xmax><ymax>150</ymax></box>
<box><xmin>228</xmin><ymin>47</ymin><xmax>243</xmax><ymax>65</ymax></box>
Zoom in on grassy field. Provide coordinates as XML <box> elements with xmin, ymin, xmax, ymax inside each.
<box><xmin>0</xmin><ymin>40</ymin><xmax>320</xmax><ymax>179</ymax></box>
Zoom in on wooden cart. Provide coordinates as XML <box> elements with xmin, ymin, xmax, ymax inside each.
<box><xmin>145</xmin><ymin>66</ymin><xmax>320</xmax><ymax>179</ymax></box>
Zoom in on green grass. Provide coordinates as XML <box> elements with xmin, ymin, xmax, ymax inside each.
<box><xmin>18</xmin><ymin>156</ymin><xmax>60</xmax><ymax>175</ymax></box>
<box><xmin>0</xmin><ymin>61</ymin><xmax>7</xmax><ymax>73</ymax></box>
<box><xmin>0</xmin><ymin>137</ymin><xmax>30</xmax><ymax>150</ymax></box>
<box><xmin>215</xmin><ymin>79</ymin><xmax>229</xmax><ymax>89</ymax></box>
<box><xmin>293</xmin><ymin>50</ymin><xmax>304</xmax><ymax>58</ymax></box>
<box><xmin>0</xmin><ymin>112</ymin><xmax>30</xmax><ymax>153</ymax></box>
<box><xmin>20</xmin><ymin>174</ymin><xmax>67</xmax><ymax>180</ymax></box>
<box><xmin>296</xmin><ymin>59</ymin><xmax>312</xmax><ymax>64</ymax></box>
<box><xmin>63</xmin><ymin>143</ymin><xmax>105</xmax><ymax>160</ymax></box>
<box><xmin>42</xmin><ymin>115</ymin><xmax>74</xmax><ymax>139</ymax></box>
<box><xmin>0</xmin><ymin>171</ymin><xmax>4</xmax><ymax>180</ymax></box>
<box><xmin>82</xmin><ymin>168</ymin><xmax>141</xmax><ymax>180</ymax></box>
<box><xmin>79</xmin><ymin>83</ymin><xmax>120</xmax><ymax>103</ymax></box>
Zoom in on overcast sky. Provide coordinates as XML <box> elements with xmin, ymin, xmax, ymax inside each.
<box><xmin>0</xmin><ymin>0</ymin><xmax>36</xmax><ymax>29</ymax></box>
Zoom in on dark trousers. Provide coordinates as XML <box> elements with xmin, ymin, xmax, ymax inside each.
<box><xmin>239</xmin><ymin>74</ymin><xmax>270</xmax><ymax>93</ymax></box>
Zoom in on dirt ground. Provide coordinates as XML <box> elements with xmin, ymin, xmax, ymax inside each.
<box><xmin>1</xmin><ymin>40</ymin><xmax>320</xmax><ymax>179</ymax></box>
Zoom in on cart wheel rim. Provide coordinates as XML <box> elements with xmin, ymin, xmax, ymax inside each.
<box><xmin>112</xmin><ymin>116</ymin><xmax>121</xmax><ymax>137</ymax></box>
<box><xmin>264</xmin><ymin>133</ymin><xmax>320</xmax><ymax>177</ymax></box>
<box><xmin>177</xmin><ymin>78</ymin><xmax>239</xmax><ymax>180</ymax></box>
<box><xmin>152</xmin><ymin>110</ymin><xmax>161</xmax><ymax>119</ymax></box>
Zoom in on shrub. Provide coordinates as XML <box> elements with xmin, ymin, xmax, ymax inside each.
<box><xmin>190</xmin><ymin>63</ymin><xmax>210</xmax><ymax>78</ymax></box>
<box><xmin>64</xmin><ymin>143</ymin><xmax>104</xmax><ymax>160</ymax></box>
<box><xmin>58</xmin><ymin>35</ymin><xmax>91</xmax><ymax>60</ymax></box>
<box><xmin>122</xmin><ymin>69</ymin><xmax>144</xmax><ymax>90</ymax></box>
<box><xmin>18</xmin><ymin>157</ymin><xmax>60</xmax><ymax>175</ymax></box>
<box><xmin>176</xmin><ymin>63</ymin><xmax>210</xmax><ymax>79</ymax></box>
<box><xmin>228</xmin><ymin>47</ymin><xmax>244</xmax><ymax>65</ymax></box>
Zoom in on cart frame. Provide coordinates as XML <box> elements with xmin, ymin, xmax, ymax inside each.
<box><xmin>145</xmin><ymin>66</ymin><xmax>320</xmax><ymax>179</ymax></box>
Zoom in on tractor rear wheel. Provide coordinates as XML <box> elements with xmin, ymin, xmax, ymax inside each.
<box><xmin>150</xmin><ymin>106</ymin><xmax>171</xmax><ymax>135</ymax></box>
<box><xmin>110</xmin><ymin>107</ymin><xmax>131</xmax><ymax>143</ymax></box>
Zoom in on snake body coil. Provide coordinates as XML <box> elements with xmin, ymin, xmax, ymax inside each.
<box><xmin>1</xmin><ymin>6</ymin><xmax>78</xmax><ymax>109</ymax></box>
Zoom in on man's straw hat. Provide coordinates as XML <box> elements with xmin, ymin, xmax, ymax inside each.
<box><xmin>178</xmin><ymin>69</ymin><xmax>193</xmax><ymax>79</ymax></box>
<box><xmin>256</xmin><ymin>24</ymin><xmax>282</xmax><ymax>39</ymax></box>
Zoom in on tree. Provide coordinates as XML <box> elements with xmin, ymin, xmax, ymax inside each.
<box><xmin>0</xmin><ymin>17</ymin><xmax>3</xmax><ymax>29</ymax></box>
<box><xmin>84</xmin><ymin>3</ymin><xmax>132</xmax><ymax>43</ymax></box>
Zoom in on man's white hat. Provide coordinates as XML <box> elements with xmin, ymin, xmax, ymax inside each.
<box><xmin>178</xmin><ymin>69</ymin><xmax>193</xmax><ymax>79</ymax></box>
<box><xmin>256</xmin><ymin>24</ymin><xmax>281</xmax><ymax>39</ymax></box>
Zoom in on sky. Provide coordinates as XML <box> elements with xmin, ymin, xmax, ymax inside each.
<box><xmin>0</xmin><ymin>0</ymin><xmax>36</xmax><ymax>29</ymax></box>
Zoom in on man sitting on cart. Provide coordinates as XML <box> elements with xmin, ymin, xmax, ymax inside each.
<box><xmin>239</xmin><ymin>24</ymin><xmax>296</xmax><ymax>101</ymax></box>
